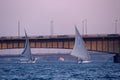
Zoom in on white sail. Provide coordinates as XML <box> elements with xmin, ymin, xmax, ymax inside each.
<box><xmin>21</xmin><ymin>30</ymin><xmax>33</xmax><ymax>62</ymax></box>
<box><xmin>71</xmin><ymin>26</ymin><xmax>90</xmax><ymax>63</ymax></box>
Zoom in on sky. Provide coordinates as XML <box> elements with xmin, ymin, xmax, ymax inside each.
<box><xmin>0</xmin><ymin>0</ymin><xmax>120</xmax><ymax>37</ymax></box>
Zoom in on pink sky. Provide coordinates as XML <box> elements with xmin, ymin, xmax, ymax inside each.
<box><xmin>0</xmin><ymin>0</ymin><xmax>120</xmax><ymax>36</ymax></box>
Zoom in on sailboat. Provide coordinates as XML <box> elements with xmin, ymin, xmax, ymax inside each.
<box><xmin>0</xmin><ymin>30</ymin><xmax>36</xmax><ymax>63</ymax></box>
<box><xmin>71</xmin><ymin>26</ymin><xmax>91</xmax><ymax>63</ymax></box>
<box><xmin>20</xmin><ymin>30</ymin><xmax>36</xmax><ymax>63</ymax></box>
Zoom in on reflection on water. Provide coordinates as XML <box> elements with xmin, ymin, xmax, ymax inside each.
<box><xmin>0</xmin><ymin>63</ymin><xmax>120</xmax><ymax>80</ymax></box>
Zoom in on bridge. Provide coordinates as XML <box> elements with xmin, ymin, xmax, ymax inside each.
<box><xmin>0</xmin><ymin>34</ymin><xmax>120</xmax><ymax>54</ymax></box>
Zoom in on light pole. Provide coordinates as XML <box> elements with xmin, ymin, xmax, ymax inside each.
<box><xmin>82</xmin><ymin>20</ymin><xmax>84</xmax><ymax>35</ymax></box>
<box><xmin>115</xmin><ymin>19</ymin><xmax>118</xmax><ymax>34</ymax></box>
<box><xmin>85</xmin><ymin>19</ymin><xmax>87</xmax><ymax>35</ymax></box>
<box><xmin>18</xmin><ymin>20</ymin><xmax>20</xmax><ymax>37</ymax></box>
<box><xmin>50</xmin><ymin>20</ymin><xmax>54</xmax><ymax>37</ymax></box>
<box><xmin>82</xmin><ymin>19</ymin><xmax>88</xmax><ymax>35</ymax></box>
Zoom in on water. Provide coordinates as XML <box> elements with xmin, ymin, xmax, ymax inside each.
<box><xmin>0</xmin><ymin>63</ymin><xmax>120</xmax><ymax>80</ymax></box>
<box><xmin>0</xmin><ymin>49</ymin><xmax>119</xmax><ymax>80</ymax></box>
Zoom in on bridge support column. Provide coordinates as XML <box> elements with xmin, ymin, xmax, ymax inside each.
<box><xmin>96</xmin><ymin>40</ymin><xmax>97</xmax><ymax>51</ymax></box>
<box><xmin>119</xmin><ymin>39</ymin><xmax>120</xmax><ymax>53</ymax></box>
<box><xmin>62</xmin><ymin>41</ymin><xmax>64</xmax><ymax>48</ymax></box>
<box><xmin>102</xmin><ymin>39</ymin><xmax>103</xmax><ymax>52</ymax></box>
<box><xmin>68</xmin><ymin>40</ymin><xmax>70</xmax><ymax>49</ymax></box>
<box><xmin>114</xmin><ymin>54</ymin><xmax>120</xmax><ymax>63</ymax></box>
<box><xmin>90</xmin><ymin>40</ymin><xmax>92</xmax><ymax>50</ymax></box>
<box><xmin>107</xmin><ymin>40</ymin><xmax>109</xmax><ymax>52</ymax></box>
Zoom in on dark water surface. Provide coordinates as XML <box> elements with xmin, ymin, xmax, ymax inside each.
<box><xmin>0</xmin><ymin>63</ymin><xmax>120</xmax><ymax>80</ymax></box>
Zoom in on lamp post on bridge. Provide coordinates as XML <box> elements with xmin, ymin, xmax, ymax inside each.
<box><xmin>82</xmin><ymin>19</ymin><xmax>88</xmax><ymax>36</ymax></box>
<box><xmin>18</xmin><ymin>20</ymin><xmax>20</xmax><ymax>37</ymax></box>
<box><xmin>82</xmin><ymin>20</ymin><xmax>84</xmax><ymax>35</ymax></box>
<box><xmin>115</xmin><ymin>18</ymin><xmax>120</xmax><ymax>34</ymax></box>
<box><xmin>115</xmin><ymin>19</ymin><xmax>118</xmax><ymax>34</ymax></box>
<box><xmin>50</xmin><ymin>20</ymin><xmax>54</xmax><ymax>37</ymax></box>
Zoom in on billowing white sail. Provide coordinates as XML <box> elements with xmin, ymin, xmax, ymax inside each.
<box><xmin>71</xmin><ymin>26</ymin><xmax>90</xmax><ymax>63</ymax></box>
<box><xmin>21</xmin><ymin>30</ymin><xmax>34</xmax><ymax>62</ymax></box>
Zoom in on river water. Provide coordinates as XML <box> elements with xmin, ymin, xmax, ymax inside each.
<box><xmin>0</xmin><ymin>62</ymin><xmax>120</xmax><ymax>80</ymax></box>
<box><xmin>0</xmin><ymin>49</ymin><xmax>119</xmax><ymax>80</ymax></box>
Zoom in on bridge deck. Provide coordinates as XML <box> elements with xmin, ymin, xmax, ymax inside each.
<box><xmin>0</xmin><ymin>34</ymin><xmax>120</xmax><ymax>54</ymax></box>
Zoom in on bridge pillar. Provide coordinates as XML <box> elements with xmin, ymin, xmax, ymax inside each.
<box><xmin>114</xmin><ymin>54</ymin><xmax>120</xmax><ymax>63</ymax></box>
<box><xmin>107</xmin><ymin>40</ymin><xmax>109</xmax><ymax>52</ymax></box>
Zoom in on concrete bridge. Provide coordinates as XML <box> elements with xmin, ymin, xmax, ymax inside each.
<box><xmin>0</xmin><ymin>34</ymin><xmax>120</xmax><ymax>54</ymax></box>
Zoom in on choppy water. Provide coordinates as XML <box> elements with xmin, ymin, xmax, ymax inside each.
<box><xmin>0</xmin><ymin>63</ymin><xmax>120</xmax><ymax>80</ymax></box>
<box><xmin>0</xmin><ymin>49</ymin><xmax>119</xmax><ymax>80</ymax></box>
